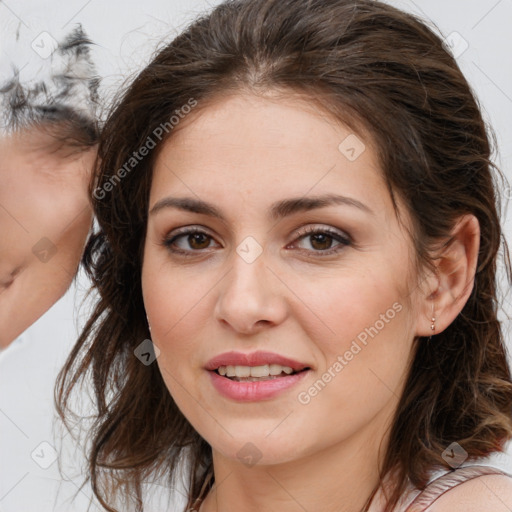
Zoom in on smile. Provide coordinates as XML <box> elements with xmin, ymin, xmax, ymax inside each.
<box><xmin>208</xmin><ymin>365</ymin><xmax>311</xmax><ymax>401</ymax></box>
<box><xmin>204</xmin><ymin>351</ymin><xmax>312</xmax><ymax>401</ymax></box>
<box><xmin>217</xmin><ymin>363</ymin><xmax>296</xmax><ymax>380</ymax></box>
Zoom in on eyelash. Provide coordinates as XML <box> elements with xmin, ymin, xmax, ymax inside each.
<box><xmin>161</xmin><ymin>225</ymin><xmax>352</xmax><ymax>258</ymax></box>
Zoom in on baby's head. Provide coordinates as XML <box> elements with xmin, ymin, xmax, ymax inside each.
<box><xmin>0</xmin><ymin>24</ymin><xmax>99</xmax><ymax>347</ymax></box>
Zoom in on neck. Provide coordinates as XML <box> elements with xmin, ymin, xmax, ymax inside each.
<box><xmin>199</xmin><ymin>415</ymin><xmax>395</xmax><ymax>512</ymax></box>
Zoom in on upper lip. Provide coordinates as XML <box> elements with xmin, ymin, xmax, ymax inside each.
<box><xmin>205</xmin><ymin>351</ymin><xmax>311</xmax><ymax>372</ymax></box>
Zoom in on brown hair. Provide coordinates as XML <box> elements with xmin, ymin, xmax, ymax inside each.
<box><xmin>56</xmin><ymin>0</ymin><xmax>512</xmax><ymax>510</ymax></box>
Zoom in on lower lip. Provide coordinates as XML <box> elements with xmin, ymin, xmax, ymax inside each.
<box><xmin>208</xmin><ymin>370</ymin><xmax>310</xmax><ymax>402</ymax></box>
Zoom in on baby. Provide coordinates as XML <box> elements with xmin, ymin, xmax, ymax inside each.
<box><xmin>0</xmin><ymin>24</ymin><xmax>99</xmax><ymax>347</ymax></box>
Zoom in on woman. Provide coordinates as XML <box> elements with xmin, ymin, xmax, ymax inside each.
<box><xmin>57</xmin><ymin>1</ymin><xmax>512</xmax><ymax>511</ymax></box>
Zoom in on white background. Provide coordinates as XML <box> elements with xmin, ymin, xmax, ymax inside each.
<box><xmin>0</xmin><ymin>0</ymin><xmax>511</xmax><ymax>511</ymax></box>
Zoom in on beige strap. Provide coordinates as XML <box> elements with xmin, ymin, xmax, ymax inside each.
<box><xmin>190</xmin><ymin>470</ymin><xmax>214</xmax><ymax>512</ymax></box>
<box><xmin>404</xmin><ymin>465</ymin><xmax>509</xmax><ymax>512</ymax></box>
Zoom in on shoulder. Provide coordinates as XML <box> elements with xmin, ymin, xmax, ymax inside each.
<box><xmin>427</xmin><ymin>473</ymin><xmax>512</xmax><ymax>512</ymax></box>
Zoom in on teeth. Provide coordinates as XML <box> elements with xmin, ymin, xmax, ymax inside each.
<box><xmin>217</xmin><ymin>364</ymin><xmax>295</xmax><ymax>378</ymax></box>
<box><xmin>251</xmin><ymin>365</ymin><xmax>270</xmax><ymax>378</ymax></box>
<box><xmin>269</xmin><ymin>364</ymin><xmax>286</xmax><ymax>375</ymax></box>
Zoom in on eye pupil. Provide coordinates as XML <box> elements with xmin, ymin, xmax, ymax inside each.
<box><xmin>310</xmin><ymin>233</ymin><xmax>332</xmax><ymax>250</ymax></box>
<box><xmin>189</xmin><ymin>233</ymin><xmax>210</xmax><ymax>249</ymax></box>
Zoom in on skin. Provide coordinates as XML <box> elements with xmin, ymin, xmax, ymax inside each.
<box><xmin>141</xmin><ymin>91</ymin><xmax>508</xmax><ymax>511</ymax></box>
<box><xmin>0</xmin><ymin>128</ymin><xmax>96</xmax><ymax>348</ymax></box>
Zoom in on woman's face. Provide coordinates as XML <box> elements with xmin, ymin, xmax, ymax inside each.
<box><xmin>0</xmin><ymin>129</ymin><xmax>95</xmax><ymax>347</ymax></box>
<box><xmin>142</xmin><ymin>92</ymin><xmax>427</xmax><ymax>466</ymax></box>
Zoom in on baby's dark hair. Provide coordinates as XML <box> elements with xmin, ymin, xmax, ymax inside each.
<box><xmin>0</xmin><ymin>24</ymin><xmax>100</xmax><ymax>154</ymax></box>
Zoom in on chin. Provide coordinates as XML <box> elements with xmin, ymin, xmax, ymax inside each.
<box><xmin>203</xmin><ymin>427</ymin><xmax>307</xmax><ymax>467</ymax></box>
<box><xmin>217</xmin><ymin>443</ymin><xmax>300</xmax><ymax>467</ymax></box>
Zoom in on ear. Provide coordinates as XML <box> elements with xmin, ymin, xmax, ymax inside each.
<box><xmin>415</xmin><ymin>214</ymin><xmax>480</xmax><ymax>337</ymax></box>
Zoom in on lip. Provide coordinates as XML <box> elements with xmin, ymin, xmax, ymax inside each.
<box><xmin>208</xmin><ymin>368</ymin><xmax>311</xmax><ymax>402</ymax></box>
<box><xmin>204</xmin><ymin>350</ymin><xmax>310</xmax><ymax>372</ymax></box>
<box><xmin>204</xmin><ymin>350</ymin><xmax>312</xmax><ymax>402</ymax></box>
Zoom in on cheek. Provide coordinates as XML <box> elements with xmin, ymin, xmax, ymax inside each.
<box><xmin>142</xmin><ymin>263</ymin><xmax>216</xmax><ymax>418</ymax></box>
<box><xmin>141</xmin><ymin>253</ymin><xmax>212</xmax><ymax>361</ymax></box>
<box><xmin>291</xmin><ymin>284</ymin><xmax>412</xmax><ymax>449</ymax></box>
<box><xmin>1</xmin><ymin>175</ymin><xmax>90</xmax><ymax>243</ymax></box>
<box><xmin>291</xmin><ymin>266</ymin><xmax>415</xmax><ymax>407</ymax></box>
<box><xmin>288</xmin><ymin>264</ymin><xmax>410</xmax><ymax>350</ymax></box>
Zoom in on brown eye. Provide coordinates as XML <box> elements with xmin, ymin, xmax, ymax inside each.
<box><xmin>308</xmin><ymin>232</ymin><xmax>335</xmax><ymax>251</ymax></box>
<box><xmin>163</xmin><ymin>228</ymin><xmax>217</xmax><ymax>256</ymax></box>
<box><xmin>186</xmin><ymin>232</ymin><xmax>212</xmax><ymax>250</ymax></box>
<box><xmin>291</xmin><ymin>226</ymin><xmax>351</xmax><ymax>256</ymax></box>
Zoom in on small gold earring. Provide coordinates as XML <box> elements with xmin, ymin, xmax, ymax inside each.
<box><xmin>430</xmin><ymin>302</ymin><xmax>436</xmax><ymax>336</ymax></box>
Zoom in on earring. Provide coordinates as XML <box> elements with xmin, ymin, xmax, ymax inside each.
<box><xmin>429</xmin><ymin>302</ymin><xmax>436</xmax><ymax>340</ymax></box>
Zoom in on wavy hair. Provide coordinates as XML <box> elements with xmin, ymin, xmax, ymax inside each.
<box><xmin>56</xmin><ymin>1</ymin><xmax>512</xmax><ymax>510</ymax></box>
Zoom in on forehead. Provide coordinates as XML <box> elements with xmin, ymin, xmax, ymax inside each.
<box><xmin>0</xmin><ymin>134</ymin><xmax>43</xmax><ymax>171</ymax></box>
<box><xmin>151</xmin><ymin>92</ymin><xmax>400</xmax><ymax>225</ymax></box>
<box><xmin>160</xmin><ymin>92</ymin><xmax>368</xmax><ymax>157</ymax></box>
<box><xmin>0</xmin><ymin>128</ymin><xmax>85</xmax><ymax>177</ymax></box>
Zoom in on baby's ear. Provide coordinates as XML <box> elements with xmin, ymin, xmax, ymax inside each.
<box><xmin>415</xmin><ymin>214</ymin><xmax>480</xmax><ymax>337</ymax></box>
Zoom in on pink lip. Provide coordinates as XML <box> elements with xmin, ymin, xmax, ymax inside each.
<box><xmin>208</xmin><ymin>369</ymin><xmax>310</xmax><ymax>402</ymax></box>
<box><xmin>204</xmin><ymin>351</ymin><xmax>309</xmax><ymax>372</ymax></box>
<box><xmin>204</xmin><ymin>351</ymin><xmax>311</xmax><ymax>402</ymax></box>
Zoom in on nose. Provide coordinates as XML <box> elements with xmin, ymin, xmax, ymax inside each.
<box><xmin>214</xmin><ymin>251</ymin><xmax>289</xmax><ymax>335</ymax></box>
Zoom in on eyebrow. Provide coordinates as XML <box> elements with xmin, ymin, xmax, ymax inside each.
<box><xmin>149</xmin><ymin>194</ymin><xmax>374</xmax><ymax>222</ymax></box>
